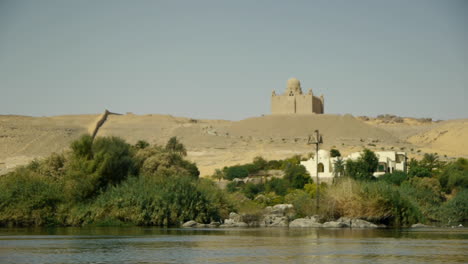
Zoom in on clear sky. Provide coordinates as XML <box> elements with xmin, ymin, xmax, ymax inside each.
<box><xmin>0</xmin><ymin>0</ymin><xmax>466</xmax><ymax>120</ymax></box>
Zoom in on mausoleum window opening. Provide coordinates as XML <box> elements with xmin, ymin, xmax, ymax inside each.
<box><xmin>318</xmin><ymin>163</ymin><xmax>325</xmax><ymax>173</ymax></box>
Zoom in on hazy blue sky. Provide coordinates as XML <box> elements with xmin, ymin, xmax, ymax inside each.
<box><xmin>0</xmin><ymin>0</ymin><xmax>466</xmax><ymax>120</ymax></box>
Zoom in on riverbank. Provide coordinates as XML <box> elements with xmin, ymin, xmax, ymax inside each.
<box><xmin>1</xmin><ymin>135</ymin><xmax>466</xmax><ymax>228</ymax></box>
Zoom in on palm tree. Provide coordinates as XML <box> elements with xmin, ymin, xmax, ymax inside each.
<box><xmin>421</xmin><ymin>153</ymin><xmax>439</xmax><ymax>171</ymax></box>
<box><xmin>333</xmin><ymin>157</ymin><xmax>345</xmax><ymax>178</ymax></box>
<box><xmin>213</xmin><ymin>169</ymin><xmax>224</xmax><ymax>182</ymax></box>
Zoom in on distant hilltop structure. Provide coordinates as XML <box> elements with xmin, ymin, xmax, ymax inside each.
<box><xmin>271</xmin><ymin>78</ymin><xmax>324</xmax><ymax>114</ymax></box>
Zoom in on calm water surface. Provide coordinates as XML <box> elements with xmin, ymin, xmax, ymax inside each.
<box><xmin>0</xmin><ymin>227</ymin><xmax>467</xmax><ymax>264</ymax></box>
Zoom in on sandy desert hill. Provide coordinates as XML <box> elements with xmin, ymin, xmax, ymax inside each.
<box><xmin>1</xmin><ymin>113</ymin><xmax>467</xmax><ymax>176</ymax></box>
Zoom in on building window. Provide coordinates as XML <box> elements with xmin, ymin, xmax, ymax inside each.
<box><xmin>396</xmin><ymin>154</ymin><xmax>405</xmax><ymax>163</ymax></box>
<box><xmin>378</xmin><ymin>162</ymin><xmax>387</xmax><ymax>172</ymax></box>
<box><xmin>318</xmin><ymin>163</ymin><xmax>325</xmax><ymax>173</ymax></box>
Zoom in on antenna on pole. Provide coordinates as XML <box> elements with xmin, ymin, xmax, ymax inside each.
<box><xmin>309</xmin><ymin>130</ymin><xmax>323</xmax><ymax>213</ymax></box>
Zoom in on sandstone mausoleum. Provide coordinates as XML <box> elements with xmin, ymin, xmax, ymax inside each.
<box><xmin>271</xmin><ymin>78</ymin><xmax>324</xmax><ymax>114</ymax></box>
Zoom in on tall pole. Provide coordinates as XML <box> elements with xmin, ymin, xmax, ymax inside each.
<box><xmin>315</xmin><ymin>130</ymin><xmax>320</xmax><ymax>212</ymax></box>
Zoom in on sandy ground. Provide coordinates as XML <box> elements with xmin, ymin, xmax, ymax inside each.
<box><xmin>1</xmin><ymin>113</ymin><xmax>467</xmax><ymax>176</ymax></box>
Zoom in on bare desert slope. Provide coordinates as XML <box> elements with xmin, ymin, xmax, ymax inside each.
<box><xmin>407</xmin><ymin>119</ymin><xmax>468</xmax><ymax>157</ymax></box>
<box><xmin>1</xmin><ymin>113</ymin><xmax>467</xmax><ymax>176</ymax></box>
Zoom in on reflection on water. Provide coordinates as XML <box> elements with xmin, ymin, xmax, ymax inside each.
<box><xmin>0</xmin><ymin>227</ymin><xmax>467</xmax><ymax>264</ymax></box>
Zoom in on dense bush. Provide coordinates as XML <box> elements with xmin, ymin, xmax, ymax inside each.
<box><xmin>70</xmin><ymin>134</ymin><xmax>93</xmax><ymax>159</ymax></box>
<box><xmin>284</xmin><ymin>189</ymin><xmax>315</xmax><ymax>218</ymax></box>
<box><xmin>438</xmin><ymin>158</ymin><xmax>468</xmax><ymax>193</ymax></box>
<box><xmin>0</xmin><ymin>135</ymin><xmax>222</xmax><ymax>227</ymax></box>
<box><xmin>0</xmin><ymin>168</ymin><xmax>64</xmax><ymax>226</ymax></box>
<box><xmin>280</xmin><ymin>155</ymin><xmax>302</xmax><ymax>169</ymax></box>
<box><xmin>226</xmin><ymin>181</ymin><xmax>240</xmax><ymax>193</ymax></box>
<box><xmin>304</xmin><ymin>182</ymin><xmax>326</xmax><ymax>198</ymax></box>
<box><xmin>135</xmin><ymin>145</ymin><xmax>199</xmax><ymax>179</ymax></box>
<box><xmin>88</xmin><ymin>175</ymin><xmax>233</xmax><ymax>226</ymax></box>
<box><xmin>379</xmin><ymin>171</ymin><xmax>408</xmax><ymax>186</ymax></box>
<box><xmin>64</xmin><ymin>136</ymin><xmax>136</xmax><ymax>202</ymax></box>
<box><xmin>283</xmin><ymin>163</ymin><xmax>311</xmax><ymax>189</ymax></box>
<box><xmin>221</xmin><ymin>157</ymin><xmax>270</xmax><ymax>181</ymax></box>
<box><xmin>345</xmin><ymin>149</ymin><xmax>378</xmax><ymax>181</ymax></box>
<box><xmin>265</xmin><ymin>160</ymin><xmax>283</xmax><ymax>170</ymax></box>
<box><xmin>438</xmin><ymin>189</ymin><xmax>468</xmax><ymax>224</ymax></box>
<box><xmin>399</xmin><ymin>177</ymin><xmax>444</xmax><ymax>221</ymax></box>
<box><xmin>324</xmin><ymin>178</ymin><xmax>422</xmax><ymax>226</ymax></box>
<box><xmin>254</xmin><ymin>192</ymin><xmax>283</xmax><ymax>207</ymax></box>
<box><xmin>252</xmin><ymin>156</ymin><xmax>268</xmax><ymax>171</ymax></box>
<box><xmin>242</xmin><ymin>183</ymin><xmax>264</xmax><ymax>199</ymax></box>
<box><xmin>408</xmin><ymin>166</ymin><xmax>432</xmax><ymax>178</ymax></box>
<box><xmin>223</xmin><ymin>166</ymin><xmax>249</xmax><ymax>180</ymax></box>
<box><xmin>264</xmin><ymin>178</ymin><xmax>290</xmax><ymax>196</ymax></box>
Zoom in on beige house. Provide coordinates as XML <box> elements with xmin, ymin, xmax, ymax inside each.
<box><xmin>300</xmin><ymin>150</ymin><xmax>407</xmax><ymax>181</ymax></box>
<box><xmin>271</xmin><ymin>78</ymin><xmax>324</xmax><ymax>115</ymax></box>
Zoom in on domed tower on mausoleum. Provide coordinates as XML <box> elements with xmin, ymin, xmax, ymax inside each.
<box><xmin>271</xmin><ymin>78</ymin><xmax>324</xmax><ymax>114</ymax></box>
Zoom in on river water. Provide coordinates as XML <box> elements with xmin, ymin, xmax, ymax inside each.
<box><xmin>0</xmin><ymin>227</ymin><xmax>467</xmax><ymax>264</ymax></box>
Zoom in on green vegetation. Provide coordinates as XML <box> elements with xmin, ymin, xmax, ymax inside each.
<box><xmin>0</xmin><ymin>135</ymin><xmax>230</xmax><ymax>227</ymax></box>
<box><xmin>283</xmin><ymin>162</ymin><xmax>311</xmax><ymax>189</ymax></box>
<box><xmin>379</xmin><ymin>171</ymin><xmax>408</xmax><ymax>186</ymax></box>
<box><xmin>345</xmin><ymin>149</ymin><xmax>378</xmax><ymax>181</ymax></box>
<box><xmin>219</xmin><ymin>149</ymin><xmax>468</xmax><ymax>227</ymax></box>
<box><xmin>1</xmin><ymin>141</ymin><xmax>467</xmax><ymax>228</ymax></box>
<box><xmin>165</xmin><ymin>136</ymin><xmax>187</xmax><ymax>156</ymax></box>
<box><xmin>223</xmin><ymin>166</ymin><xmax>249</xmax><ymax>180</ymax></box>
<box><xmin>439</xmin><ymin>189</ymin><xmax>468</xmax><ymax>224</ymax></box>
<box><xmin>134</xmin><ymin>140</ymin><xmax>150</xmax><ymax>149</ymax></box>
<box><xmin>438</xmin><ymin>158</ymin><xmax>468</xmax><ymax>193</ymax></box>
<box><xmin>325</xmin><ymin>178</ymin><xmax>421</xmax><ymax>226</ymax></box>
<box><xmin>333</xmin><ymin>157</ymin><xmax>345</xmax><ymax>177</ymax></box>
<box><xmin>330</xmin><ymin>149</ymin><xmax>341</xmax><ymax>157</ymax></box>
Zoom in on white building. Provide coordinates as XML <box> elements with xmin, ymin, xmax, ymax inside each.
<box><xmin>300</xmin><ymin>150</ymin><xmax>407</xmax><ymax>180</ymax></box>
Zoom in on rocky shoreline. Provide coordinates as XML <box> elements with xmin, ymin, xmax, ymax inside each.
<box><xmin>182</xmin><ymin>204</ymin><xmax>383</xmax><ymax>229</ymax></box>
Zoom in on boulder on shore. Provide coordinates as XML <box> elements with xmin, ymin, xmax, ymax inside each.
<box><xmin>220</xmin><ymin>221</ymin><xmax>248</xmax><ymax>228</ymax></box>
<box><xmin>411</xmin><ymin>223</ymin><xmax>432</xmax><ymax>228</ymax></box>
<box><xmin>182</xmin><ymin>220</ymin><xmax>198</xmax><ymax>228</ymax></box>
<box><xmin>265</xmin><ymin>204</ymin><xmax>294</xmax><ymax>216</ymax></box>
<box><xmin>221</xmin><ymin>212</ymin><xmax>250</xmax><ymax>227</ymax></box>
<box><xmin>289</xmin><ymin>218</ymin><xmax>323</xmax><ymax>228</ymax></box>
<box><xmin>182</xmin><ymin>220</ymin><xmax>217</xmax><ymax>228</ymax></box>
<box><xmin>323</xmin><ymin>221</ymin><xmax>349</xmax><ymax>228</ymax></box>
<box><xmin>208</xmin><ymin>221</ymin><xmax>221</xmax><ymax>227</ymax></box>
<box><xmin>341</xmin><ymin>218</ymin><xmax>378</xmax><ymax>228</ymax></box>
<box><xmin>263</xmin><ymin>215</ymin><xmax>289</xmax><ymax>227</ymax></box>
<box><xmin>229</xmin><ymin>212</ymin><xmax>242</xmax><ymax>222</ymax></box>
<box><xmin>262</xmin><ymin>204</ymin><xmax>295</xmax><ymax>227</ymax></box>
